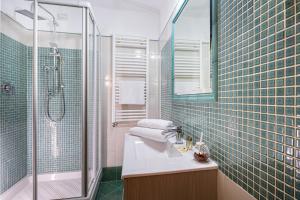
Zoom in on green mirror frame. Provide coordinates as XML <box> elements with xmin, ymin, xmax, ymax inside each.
<box><xmin>172</xmin><ymin>0</ymin><xmax>218</xmax><ymax>102</ymax></box>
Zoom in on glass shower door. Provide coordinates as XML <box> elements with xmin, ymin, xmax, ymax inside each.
<box><xmin>36</xmin><ymin>3</ymin><xmax>83</xmax><ymax>199</ymax></box>
<box><xmin>87</xmin><ymin>11</ymin><xmax>97</xmax><ymax>189</ymax></box>
<box><xmin>96</xmin><ymin>28</ymin><xmax>102</xmax><ymax>178</ymax></box>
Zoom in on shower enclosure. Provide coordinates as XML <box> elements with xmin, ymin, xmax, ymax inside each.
<box><xmin>0</xmin><ymin>0</ymin><xmax>102</xmax><ymax>199</ymax></box>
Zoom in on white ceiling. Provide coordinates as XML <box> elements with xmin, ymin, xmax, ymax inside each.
<box><xmin>57</xmin><ymin>0</ymin><xmax>164</xmax><ymax>14</ymax></box>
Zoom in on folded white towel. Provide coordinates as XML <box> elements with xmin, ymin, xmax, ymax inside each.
<box><xmin>137</xmin><ymin>119</ymin><xmax>174</xmax><ymax>130</ymax></box>
<box><xmin>119</xmin><ymin>80</ymin><xmax>145</xmax><ymax>105</ymax></box>
<box><xmin>128</xmin><ymin>127</ymin><xmax>175</xmax><ymax>143</ymax></box>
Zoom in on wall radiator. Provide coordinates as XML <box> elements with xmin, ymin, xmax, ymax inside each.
<box><xmin>112</xmin><ymin>35</ymin><xmax>149</xmax><ymax>126</ymax></box>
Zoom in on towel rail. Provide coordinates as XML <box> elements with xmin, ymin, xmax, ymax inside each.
<box><xmin>112</xmin><ymin>35</ymin><xmax>149</xmax><ymax>126</ymax></box>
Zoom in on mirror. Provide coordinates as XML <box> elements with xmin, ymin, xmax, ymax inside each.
<box><xmin>172</xmin><ymin>0</ymin><xmax>217</xmax><ymax>101</ymax></box>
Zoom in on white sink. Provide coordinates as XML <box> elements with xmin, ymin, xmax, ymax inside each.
<box><xmin>166</xmin><ymin>142</ymin><xmax>183</xmax><ymax>158</ymax></box>
<box><xmin>134</xmin><ymin>138</ymin><xmax>182</xmax><ymax>160</ymax></box>
<box><xmin>122</xmin><ymin>134</ymin><xmax>218</xmax><ymax>179</ymax></box>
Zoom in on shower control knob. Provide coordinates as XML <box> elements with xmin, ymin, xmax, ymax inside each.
<box><xmin>4</xmin><ymin>85</ymin><xmax>11</xmax><ymax>91</ymax></box>
<box><xmin>1</xmin><ymin>82</ymin><xmax>15</xmax><ymax>95</ymax></box>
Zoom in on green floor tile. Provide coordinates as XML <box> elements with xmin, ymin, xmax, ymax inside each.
<box><xmin>96</xmin><ymin>180</ymin><xmax>123</xmax><ymax>200</ymax></box>
<box><xmin>102</xmin><ymin>167</ymin><xmax>122</xmax><ymax>182</ymax></box>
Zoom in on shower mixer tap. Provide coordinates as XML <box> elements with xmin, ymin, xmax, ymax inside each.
<box><xmin>44</xmin><ymin>47</ymin><xmax>66</xmax><ymax>123</ymax></box>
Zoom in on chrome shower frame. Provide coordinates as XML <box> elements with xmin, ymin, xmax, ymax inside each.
<box><xmin>32</xmin><ymin>1</ymin><xmax>101</xmax><ymax>199</ymax></box>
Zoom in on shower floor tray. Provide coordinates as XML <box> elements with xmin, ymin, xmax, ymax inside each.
<box><xmin>0</xmin><ymin>172</ymin><xmax>81</xmax><ymax>200</ymax></box>
<box><xmin>11</xmin><ymin>178</ymin><xmax>81</xmax><ymax>200</ymax></box>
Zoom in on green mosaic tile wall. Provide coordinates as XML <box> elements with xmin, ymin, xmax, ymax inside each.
<box><xmin>27</xmin><ymin>47</ymin><xmax>82</xmax><ymax>174</ymax></box>
<box><xmin>161</xmin><ymin>0</ymin><xmax>300</xmax><ymax>199</ymax></box>
<box><xmin>0</xmin><ymin>32</ymin><xmax>82</xmax><ymax>193</ymax></box>
<box><xmin>0</xmin><ymin>33</ymin><xmax>28</xmax><ymax>194</ymax></box>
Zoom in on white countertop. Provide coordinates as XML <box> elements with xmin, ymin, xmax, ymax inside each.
<box><xmin>122</xmin><ymin>134</ymin><xmax>218</xmax><ymax>179</ymax></box>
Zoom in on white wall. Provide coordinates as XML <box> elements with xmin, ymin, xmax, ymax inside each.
<box><xmin>1</xmin><ymin>0</ymin><xmax>83</xmax><ymax>34</ymax></box>
<box><xmin>1</xmin><ymin>0</ymin><xmax>161</xmax><ymax>39</ymax></box>
<box><xmin>218</xmin><ymin>171</ymin><xmax>256</xmax><ymax>200</ymax></box>
<box><xmin>159</xmin><ymin>0</ymin><xmax>186</xmax><ymax>50</ymax></box>
<box><xmin>176</xmin><ymin>16</ymin><xmax>210</xmax><ymax>41</ymax></box>
<box><xmin>94</xmin><ymin>6</ymin><xmax>160</xmax><ymax>39</ymax></box>
<box><xmin>1</xmin><ymin>0</ymin><xmax>183</xmax><ymax>40</ymax></box>
<box><xmin>159</xmin><ymin>0</ymin><xmax>184</xmax><ymax>36</ymax></box>
<box><xmin>1</xmin><ymin>11</ymin><xmax>81</xmax><ymax>49</ymax></box>
<box><xmin>100</xmin><ymin>36</ymin><xmax>160</xmax><ymax>167</ymax></box>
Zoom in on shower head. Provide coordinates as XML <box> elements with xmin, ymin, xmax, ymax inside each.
<box><xmin>15</xmin><ymin>9</ymin><xmax>46</xmax><ymax>20</ymax></box>
<box><xmin>15</xmin><ymin>4</ymin><xmax>59</xmax><ymax>27</ymax></box>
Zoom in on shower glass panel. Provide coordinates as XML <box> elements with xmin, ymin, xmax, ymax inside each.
<box><xmin>96</xmin><ymin>29</ymin><xmax>101</xmax><ymax>175</ymax></box>
<box><xmin>0</xmin><ymin>0</ymin><xmax>33</xmax><ymax>199</ymax></box>
<box><xmin>87</xmin><ymin>12</ymin><xmax>96</xmax><ymax>188</ymax></box>
<box><xmin>36</xmin><ymin>3</ymin><xmax>83</xmax><ymax>199</ymax></box>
